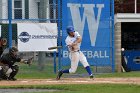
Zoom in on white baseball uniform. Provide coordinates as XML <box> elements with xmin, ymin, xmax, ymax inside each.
<box><xmin>65</xmin><ymin>31</ymin><xmax>89</xmax><ymax>73</ymax></box>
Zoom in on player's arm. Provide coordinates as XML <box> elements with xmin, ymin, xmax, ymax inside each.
<box><xmin>71</xmin><ymin>36</ymin><xmax>82</xmax><ymax>46</ymax></box>
<box><xmin>66</xmin><ymin>37</ymin><xmax>82</xmax><ymax>47</ymax></box>
<box><xmin>15</xmin><ymin>56</ymin><xmax>32</xmax><ymax>65</ymax></box>
<box><xmin>75</xmin><ymin>36</ymin><xmax>82</xmax><ymax>43</ymax></box>
<box><xmin>20</xmin><ymin>57</ymin><xmax>33</xmax><ymax>66</ymax></box>
<box><xmin>20</xmin><ymin>59</ymin><xmax>27</xmax><ymax>64</ymax></box>
<box><xmin>69</xmin><ymin>32</ymin><xmax>82</xmax><ymax>47</ymax></box>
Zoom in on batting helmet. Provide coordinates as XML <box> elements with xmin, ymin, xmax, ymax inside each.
<box><xmin>66</xmin><ymin>26</ymin><xmax>75</xmax><ymax>34</ymax></box>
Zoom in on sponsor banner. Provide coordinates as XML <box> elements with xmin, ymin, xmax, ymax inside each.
<box><xmin>17</xmin><ymin>23</ymin><xmax>57</xmax><ymax>52</ymax></box>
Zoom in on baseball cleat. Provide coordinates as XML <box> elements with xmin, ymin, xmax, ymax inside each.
<box><xmin>56</xmin><ymin>70</ymin><xmax>63</xmax><ymax>80</ymax></box>
<box><xmin>90</xmin><ymin>74</ymin><xmax>94</xmax><ymax>79</ymax></box>
<box><xmin>8</xmin><ymin>77</ymin><xmax>17</xmax><ymax>81</ymax></box>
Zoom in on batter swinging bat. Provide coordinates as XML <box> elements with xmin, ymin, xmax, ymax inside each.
<box><xmin>48</xmin><ymin>46</ymin><xmax>62</xmax><ymax>50</ymax></box>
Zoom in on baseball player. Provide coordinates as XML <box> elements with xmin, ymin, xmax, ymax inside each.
<box><xmin>56</xmin><ymin>26</ymin><xmax>94</xmax><ymax>80</ymax></box>
<box><xmin>0</xmin><ymin>47</ymin><xmax>32</xmax><ymax>81</ymax></box>
<box><xmin>0</xmin><ymin>37</ymin><xmax>7</xmax><ymax>56</ymax></box>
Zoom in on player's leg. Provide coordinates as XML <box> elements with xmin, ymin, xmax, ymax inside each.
<box><xmin>0</xmin><ymin>66</ymin><xmax>3</xmax><ymax>80</ymax></box>
<box><xmin>8</xmin><ymin>65</ymin><xmax>19</xmax><ymax>81</ymax></box>
<box><xmin>79</xmin><ymin>51</ymin><xmax>94</xmax><ymax>78</ymax></box>
<box><xmin>0</xmin><ymin>66</ymin><xmax>8</xmax><ymax>80</ymax></box>
<box><xmin>6</xmin><ymin>68</ymin><xmax>13</xmax><ymax>77</ymax></box>
<box><xmin>56</xmin><ymin>52</ymin><xmax>79</xmax><ymax>80</ymax></box>
<box><xmin>69</xmin><ymin>52</ymin><xmax>80</xmax><ymax>73</ymax></box>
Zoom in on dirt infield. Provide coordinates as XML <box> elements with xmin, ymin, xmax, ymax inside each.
<box><xmin>0</xmin><ymin>78</ymin><xmax>140</xmax><ymax>86</ymax></box>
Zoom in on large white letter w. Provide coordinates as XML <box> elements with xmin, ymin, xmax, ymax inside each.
<box><xmin>67</xmin><ymin>4</ymin><xmax>104</xmax><ymax>46</ymax></box>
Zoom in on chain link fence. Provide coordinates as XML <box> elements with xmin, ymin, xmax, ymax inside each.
<box><xmin>0</xmin><ymin>0</ymin><xmax>116</xmax><ymax>80</ymax></box>
<box><xmin>0</xmin><ymin>0</ymin><xmax>61</xmax><ymax>78</ymax></box>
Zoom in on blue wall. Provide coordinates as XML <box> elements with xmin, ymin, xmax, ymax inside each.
<box><xmin>62</xmin><ymin>0</ymin><xmax>114</xmax><ymax>68</ymax></box>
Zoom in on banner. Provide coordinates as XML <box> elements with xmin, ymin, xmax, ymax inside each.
<box><xmin>17</xmin><ymin>23</ymin><xmax>57</xmax><ymax>52</ymax></box>
<box><xmin>62</xmin><ymin>0</ymin><xmax>114</xmax><ymax>66</ymax></box>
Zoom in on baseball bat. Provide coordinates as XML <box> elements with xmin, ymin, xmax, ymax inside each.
<box><xmin>48</xmin><ymin>46</ymin><xmax>62</xmax><ymax>50</ymax></box>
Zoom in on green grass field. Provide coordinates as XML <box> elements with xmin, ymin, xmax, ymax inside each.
<box><xmin>0</xmin><ymin>61</ymin><xmax>140</xmax><ymax>93</ymax></box>
<box><xmin>16</xmin><ymin>62</ymin><xmax>140</xmax><ymax>79</ymax></box>
<box><xmin>0</xmin><ymin>84</ymin><xmax>140</xmax><ymax>93</ymax></box>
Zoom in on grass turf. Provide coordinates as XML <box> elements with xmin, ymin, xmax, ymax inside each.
<box><xmin>0</xmin><ymin>84</ymin><xmax>140</xmax><ymax>93</ymax></box>
<box><xmin>1</xmin><ymin>61</ymin><xmax>140</xmax><ymax>93</ymax></box>
<box><xmin>16</xmin><ymin>62</ymin><xmax>140</xmax><ymax>79</ymax></box>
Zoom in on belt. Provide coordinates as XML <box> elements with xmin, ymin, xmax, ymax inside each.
<box><xmin>69</xmin><ymin>50</ymin><xmax>80</xmax><ymax>53</ymax></box>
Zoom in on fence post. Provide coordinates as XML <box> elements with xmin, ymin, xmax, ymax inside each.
<box><xmin>8</xmin><ymin>0</ymin><xmax>12</xmax><ymax>48</ymax></box>
<box><xmin>58</xmin><ymin>0</ymin><xmax>61</xmax><ymax>70</ymax></box>
<box><xmin>53</xmin><ymin>51</ymin><xmax>56</xmax><ymax>73</ymax></box>
<box><xmin>112</xmin><ymin>0</ymin><xmax>115</xmax><ymax>72</ymax></box>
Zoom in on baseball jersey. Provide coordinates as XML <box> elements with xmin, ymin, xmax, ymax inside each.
<box><xmin>0</xmin><ymin>53</ymin><xmax>21</xmax><ymax>67</ymax></box>
<box><xmin>65</xmin><ymin>31</ymin><xmax>81</xmax><ymax>52</ymax></box>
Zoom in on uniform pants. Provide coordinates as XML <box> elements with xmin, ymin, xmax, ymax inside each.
<box><xmin>69</xmin><ymin>51</ymin><xmax>89</xmax><ymax>73</ymax></box>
